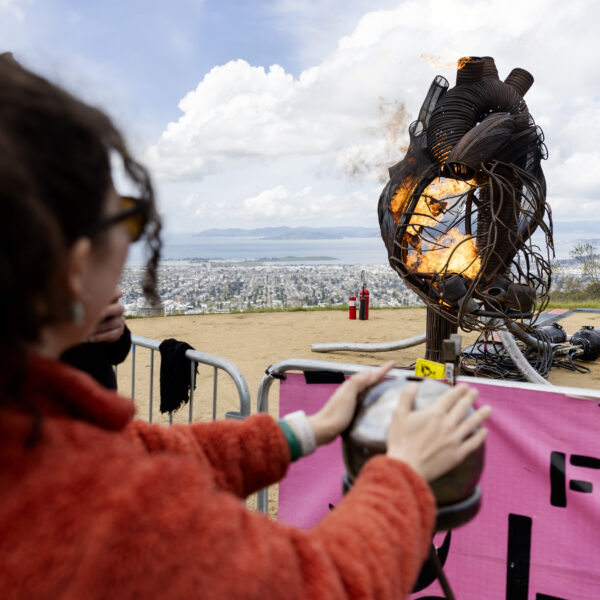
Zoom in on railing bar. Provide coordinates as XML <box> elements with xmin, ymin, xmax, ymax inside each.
<box><xmin>149</xmin><ymin>349</ymin><xmax>154</xmax><ymax>424</ymax></box>
<box><xmin>129</xmin><ymin>335</ymin><xmax>252</xmax><ymax>423</ymax></box>
<box><xmin>130</xmin><ymin>344</ymin><xmax>136</xmax><ymax>400</ymax></box>
<box><xmin>169</xmin><ymin>411</ymin><xmax>173</xmax><ymax>426</ymax></box>
<box><xmin>184</xmin><ymin>347</ymin><xmax>250</xmax><ymax>418</ymax></box>
<box><xmin>189</xmin><ymin>360</ymin><xmax>195</xmax><ymax>424</ymax></box>
<box><xmin>212</xmin><ymin>366</ymin><xmax>218</xmax><ymax>421</ymax></box>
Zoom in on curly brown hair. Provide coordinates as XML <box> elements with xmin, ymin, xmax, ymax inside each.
<box><xmin>0</xmin><ymin>56</ymin><xmax>162</xmax><ymax>358</ymax></box>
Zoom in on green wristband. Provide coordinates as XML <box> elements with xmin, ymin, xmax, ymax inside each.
<box><xmin>278</xmin><ymin>420</ymin><xmax>302</xmax><ymax>462</ymax></box>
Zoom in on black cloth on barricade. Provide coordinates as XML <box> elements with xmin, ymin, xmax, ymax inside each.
<box><xmin>158</xmin><ymin>338</ymin><xmax>197</xmax><ymax>413</ymax></box>
<box><xmin>61</xmin><ymin>326</ymin><xmax>132</xmax><ymax>390</ymax></box>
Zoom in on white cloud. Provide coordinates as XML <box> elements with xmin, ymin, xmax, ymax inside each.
<box><xmin>0</xmin><ymin>0</ymin><xmax>25</xmax><ymax>20</ymax></box>
<box><xmin>243</xmin><ymin>186</ymin><xmax>295</xmax><ymax>218</ymax></box>
<box><xmin>546</xmin><ymin>150</ymin><xmax>600</xmax><ymax>222</ymax></box>
<box><xmin>164</xmin><ymin>180</ymin><xmax>380</xmax><ymax>230</ymax></box>
<box><xmin>148</xmin><ymin>0</ymin><xmax>600</xmax><ymax>229</ymax></box>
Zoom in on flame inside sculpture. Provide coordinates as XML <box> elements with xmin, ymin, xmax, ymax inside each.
<box><xmin>399</xmin><ymin>178</ymin><xmax>481</xmax><ymax>280</ymax></box>
<box><xmin>378</xmin><ymin>56</ymin><xmax>553</xmax><ymax>355</ymax></box>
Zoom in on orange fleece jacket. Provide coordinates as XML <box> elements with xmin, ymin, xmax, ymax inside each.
<box><xmin>0</xmin><ymin>356</ymin><xmax>435</xmax><ymax>599</ymax></box>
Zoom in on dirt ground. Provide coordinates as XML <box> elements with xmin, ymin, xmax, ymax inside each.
<box><xmin>116</xmin><ymin>308</ymin><xmax>600</xmax><ymax>515</ymax></box>
<box><xmin>118</xmin><ymin>307</ymin><xmax>600</xmax><ymax>423</ymax></box>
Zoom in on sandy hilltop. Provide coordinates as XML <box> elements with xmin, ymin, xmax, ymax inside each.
<box><xmin>117</xmin><ymin>308</ymin><xmax>600</xmax><ymax>427</ymax></box>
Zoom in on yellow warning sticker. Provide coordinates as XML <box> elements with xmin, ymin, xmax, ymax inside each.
<box><xmin>415</xmin><ymin>358</ymin><xmax>446</xmax><ymax>379</ymax></box>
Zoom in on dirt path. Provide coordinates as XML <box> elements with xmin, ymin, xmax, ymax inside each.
<box><xmin>118</xmin><ymin>308</ymin><xmax>600</xmax><ymax>425</ymax></box>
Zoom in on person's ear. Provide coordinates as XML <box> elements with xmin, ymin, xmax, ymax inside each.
<box><xmin>65</xmin><ymin>237</ymin><xmax>92</xmax><ymax>302</ymax></box>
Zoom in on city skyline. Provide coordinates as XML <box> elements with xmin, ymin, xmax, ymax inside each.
<box><xmin>120</xmin><ymin>255</ymin><xmax>585</xmax><ymax>317</ymax></box>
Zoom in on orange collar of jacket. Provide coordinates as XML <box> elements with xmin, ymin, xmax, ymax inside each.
<box><xmin>4</xmin><ymin>354</ymin><xmax>135</xmax><ymax>431</ymax></box>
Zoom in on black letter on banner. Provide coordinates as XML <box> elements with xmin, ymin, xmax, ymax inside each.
<box><xmin>506</xmin><ymin>514</ymin><xmax>532</xmax><ymax>600</ymax></box>
<box><xmin>552</xmin><ymin>453</ymin><xmax>600</xmax><ymax>506</ymax></box>
<box><xmin>570</xmin><ymin>454</ymin><xmax>600</xmax><ymax>496</ymax></box>
<box><xmin>536</xmin><ymin>594</ymin><xmax>567</xmax><ymax>599</ymax></box>
<box><xmin>550</xmin><ymin>452</ymin><xmax>567</xmax><ymax>507</ymax></box>
<box><xmin>569</xmin><ymin>480</ymin><xmax>593</xmax><ymax>493</ymax></box>
<box><xmin>571</xmin><ymin>455</ymin><xmax>600</xmax><ymax>469</ymax></box>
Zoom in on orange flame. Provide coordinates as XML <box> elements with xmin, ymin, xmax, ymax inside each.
<box><xmin>402</xmin><ymin>177</ymin><xmax>480</xmax><ymax>279</ymax></box>
<box><xmin>423</xmin><ymin>178</ymin><xmax>473</xmax><ymax>198</ymax></box>
<box><xmin>406</xmin><ymin>194</ymin><xmax>446</xmax><ymax>236</ymax></box>
<box><xmin>457</xmin><ymin>56</ymin><xmax>473</xmax><ymax>69</ymax></box>
<box><xmin>390</xmin><ymin>175</ymin><xmax>416</xmax><ymax>223</ymax></box>
<box><xmin>406</xmin><ymin>227</ymin><xmax>481</xmax><ymax>279</ymax></box>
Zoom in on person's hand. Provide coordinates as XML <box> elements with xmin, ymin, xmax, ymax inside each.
<box><xmin>386</xmin><ymin>383</ymin><xmax>491</xmax><ymax>482</ymax></box>
<box><xmin>87</xmin><ymin>292</ymin><xmax>126</xmax><ymax>344</ymax></box>
<box><xmin>306</xmin><ymin>361</ymin><xmax>396</xmax><ymax>446</ymax></box>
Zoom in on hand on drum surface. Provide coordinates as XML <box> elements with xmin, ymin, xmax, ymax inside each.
<box><xmin>307</xmin><ymin>361</ymin><xmax>396</xmax><ymax>447</ymax></box>
<box><xmin>386</xmin><ymin>383</ymin><xmax>492</xmax><ymax>482</ymax></box>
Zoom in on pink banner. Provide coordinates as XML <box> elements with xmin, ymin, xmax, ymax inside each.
<box><xmin>278</xmin><ymin>373</ymin><xmax>600</xmax><ymax>599</ymax></box>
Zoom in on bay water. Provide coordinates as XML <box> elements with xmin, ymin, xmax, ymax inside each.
<box><xmin>127</xmin><ymin>234</ymin><xmax>390</xmax><ymax>266</ymax></box>
<box><xmin>126</xmin><ymin>231</ymin><xmax>591</xmax><ymax>267</ymax></box>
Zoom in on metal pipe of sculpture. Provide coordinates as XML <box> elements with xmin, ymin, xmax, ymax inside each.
<box><xmin>311</xmin><ymin>333</ymin><xmax>426</xmax><ymax>353</ymax></box>
<box><xmin>497</xmin><ymin>329</ymin><xmax>551</xmax><ymax>386</ymax></box>
<box><xmin>503</xmin><ymin>319</ymin><xmax>553</xmax><ymax>353</ymax></box>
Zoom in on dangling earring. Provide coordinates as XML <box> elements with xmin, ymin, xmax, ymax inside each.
<box><xmin>72</xmin><ymin>301</ymin><xmax>85</xmax><ymax>327</ymax></box>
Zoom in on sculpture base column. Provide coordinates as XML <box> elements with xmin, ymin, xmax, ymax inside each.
<box><xmin>425</xmin><ymin>308</ymin><xmax>458</xmax><ymax>362</ymax></box>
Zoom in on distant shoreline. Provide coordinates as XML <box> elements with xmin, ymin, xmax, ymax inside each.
<box><xmin>191</xmin><ymin>226</ymin><xmax>379</xmax><ymax>240</ymax></box>
<box><xmin>158</xmin><ymin>256</ymin><xmax>340</xmax><ymax>264</ymax></box>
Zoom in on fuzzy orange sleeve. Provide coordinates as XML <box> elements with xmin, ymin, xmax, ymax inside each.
<box><xmin>126</xmin><ymin>414</ymin><xmax>290</xmax><ymax>497</ymax></box>
<box><xmin>310</xmin><ymin>456</ymin><xmax>435</xmax><ymax>597</ymax></box>
<box><xmin>68</xmin><ymin>452</ymin><xmax>434</xmax><ymax>600</ymax></box>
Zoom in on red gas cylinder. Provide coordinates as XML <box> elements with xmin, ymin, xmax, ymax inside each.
<box><xmin>359</xmin><ymin>287</ymin><xmax>370</xmax><ymax>320</ymax></box>
<box><xmin>348</xmin><ymin>296</ymin><xmax>357</xmax><ymax>320</ymax></box>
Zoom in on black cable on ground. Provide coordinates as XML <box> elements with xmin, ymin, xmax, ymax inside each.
<box><xmin>460</xmin><ymin>332</ymin><xmax>553</xmax><ymax>381</ymax></box>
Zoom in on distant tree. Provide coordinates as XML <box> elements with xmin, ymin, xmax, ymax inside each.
<box><xmin>570</xmin><ymin>243</ymin><xmax>600</xmax><ymax>284</ymax></box>
<box><xmin>550</xmin><ymin>260</ymin><xmax>564</xmax><ymax>278</ymax></box>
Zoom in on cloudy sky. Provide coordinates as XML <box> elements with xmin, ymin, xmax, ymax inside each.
<box><xmin>2</xmin><ymin>0</ymin><xmax>599</xmax><ymax>233</ymax></box>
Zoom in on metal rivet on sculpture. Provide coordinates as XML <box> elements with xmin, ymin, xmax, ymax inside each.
<box><xmin>378</xmin><ymin>56</ymin><xmax>553</xmax><ymax>361</ymax></box>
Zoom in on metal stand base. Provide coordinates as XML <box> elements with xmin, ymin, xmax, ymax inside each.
<box><xmin>435</xmin><ymin>485</ymin><xmax>482</xmax><ymax>531</ymax></box>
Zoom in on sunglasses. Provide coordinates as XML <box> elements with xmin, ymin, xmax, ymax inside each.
<box><xmin>95</xmin><ymin>195</ymin><xmax>149</xmax><ymax>243</ymax></box>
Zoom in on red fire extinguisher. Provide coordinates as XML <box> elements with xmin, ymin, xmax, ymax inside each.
<box><xmin>359</xmin><ymin>271</ymin><xmax>369</xmax><ymax>320</ymax></box>
<box><xmin>348</xmin><ymin>296</ymin><xmax>357</xmax><ymax>320</ymax></box>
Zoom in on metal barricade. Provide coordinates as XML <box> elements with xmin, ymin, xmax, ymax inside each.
<box><xmin>256</xmin><ymin>359</ymin><xmax>413</xmax><ymax>513</ymax></box>
<box><xmin>256</xmin><ymin>358</ymin><xmax>600</xmax><ymax>515</ymax></box>
<box><xmin>124</xmin><ymin>334</ymin><xmax>250</xmax><ymax>423</ymax></box>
